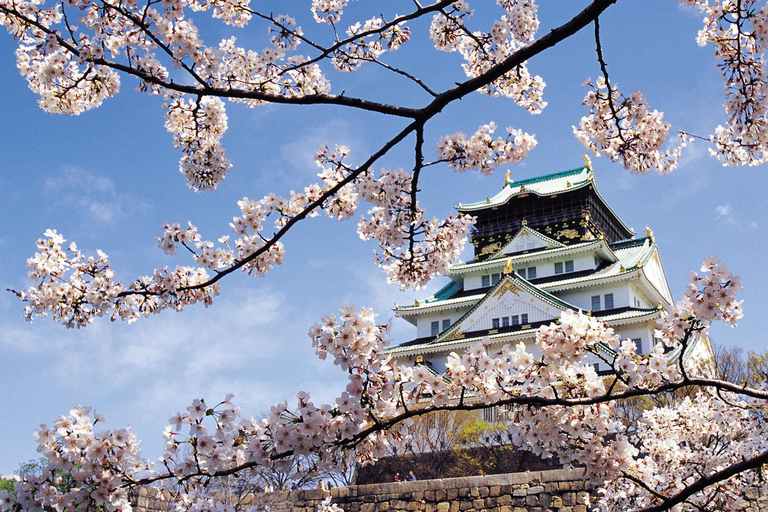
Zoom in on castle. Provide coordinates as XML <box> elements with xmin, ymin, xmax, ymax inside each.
<box><xmin>388</xmin><ymin>163</ymin><xmax>693</xmax><ymax>386</ymax></box>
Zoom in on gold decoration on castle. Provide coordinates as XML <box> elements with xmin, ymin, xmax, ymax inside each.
<box><xmin>480</xmin><ymin>242</ymin><xmax>502</xmax><ymax>256</ymax></box>
<box><xmin>492</xmin><ymin>279</ymin><xmax>520</xmax><ymax>299</ymax></box>
<box><xmin>555</xmin><ymin>228</ymin><xmax>579</xmax><ymax>239</ymax></box>
<box><xmin>504</xmin><ymin>169</ymin><xmax>514</xmax><ymax>184</ymax></box>
<box><xmin>441</xmin><ymin>329</ymin><xmax>466</xmax><ymax>342</ymax></box>
<box><xmin>503</xmin><ymin>257</ymin><xmax>514</xmax><ymax>275</ymax></box>
<box><xmin>583</xmin><ymin>153</ymin><xmax>592</xmax><ymax>171</ymax></box>
<box><xmin>644</xmin><ymin>226</ymin><xmax>655</xmax><ymax>242</ymax></box>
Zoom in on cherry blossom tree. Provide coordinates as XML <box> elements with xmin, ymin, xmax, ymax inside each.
<box><xmin>1</xmin><ymin>1</ymin><xmax>768</xmax><ymax>511</ymax></box>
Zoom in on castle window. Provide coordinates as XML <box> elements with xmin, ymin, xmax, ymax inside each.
<box><xmin>482</xmin><ymin>274</ymin><xmax>490</xmax><ymax>287</ymax></box>
<box><xmin>517</xmin><ymin>268</ymin><xmax>526</xmax><ymax>279</ymax></box>
<box><xmin>527</xmin><ymin>266</ymin><xmax>537</xmax><ymax>279</ymax></box>
<box><xmin>502</xmin><ymin>317</ymin><xmax>510</xmax><ymax>327</ymax></box>
<box><xmin>492</xmin><ymin>318</ymin><xmax>500</xmax><ymax>329</ymax></box>
<box><xmin>521</xmin><ymin>313</ymin><xmax>529</xmax><ymax>324</ymax></box>
<box><xmin>632</xmin><ymin>337</ymin><xmax>643</xmax><ymax>354</ymax></box>
<box><xmin>604</xmin><ymin>293</ymin><xmax>614</xmax><ymax>309</ymax></box>
<box><xmin>554</xmin><ymin>262</ymin><xmax>564</xmax><ymax>274</ymax></box>
<box><xmin>491</xmin><ymin>273</ymin><xmax>501</xmax><ymax>285</ymax></box>
<box><xmin>591</xmin><ymin>295</ymin><xmax>601</xmax><ymax>311</ymax></box>
<box><xmin>511</xmin><ymin>315</ymin><xmax>520</xmax><ymax>326</ymax></box>
<box><xmin>565</xmin><ymin>260</ymin><xmax>574</xmax><ymax>272</ymax></box>
<box><xmin>431</xmin><ymin>321</ymin><xmax>440</xmax><ymax>336</ymax></box>
<box><xmin>442</xmin><ymin>319</ymin><xmax>451</xmax><ymax>331</ymax></box>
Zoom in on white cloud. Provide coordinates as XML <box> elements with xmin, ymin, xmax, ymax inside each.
<box><xmin>714</xmin><ymin>203</ymin><xmax>737</xmax><ymax>225</ymax></box>
<box><xmin>43</xmin><ymin>166</ymin><xmax>149</xmax><ymax>226</ymax></box>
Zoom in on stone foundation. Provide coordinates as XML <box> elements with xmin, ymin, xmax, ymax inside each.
<box><xmin>131</xmin><ymin>468</ymin><xmax>768</xmax><ymax>512</ymax></box>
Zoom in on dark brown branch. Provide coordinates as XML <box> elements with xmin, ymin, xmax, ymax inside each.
<box><xmin>637</xmin><ymin>448</ymin><xmax>768</xmax><ymax>512</ymax></box>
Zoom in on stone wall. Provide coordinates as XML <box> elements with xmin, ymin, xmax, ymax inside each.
<box><xmin>132</xmin><ymin>469</ymin><xmax>592</xmax><ymax>512</ymax></box>
<box><xmin>131</xmin><ymin>468</ymin><xmax>768</xmax><ymax>512</ymax></box>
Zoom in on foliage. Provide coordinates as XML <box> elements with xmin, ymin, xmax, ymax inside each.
<box><xmin>0</xmin><ymin>481</ymin><xmax>14</xmax><ymax>497</ymax></box>
<box><xmin>1</xmin><ymin>1</ymin><xmax>768</xmax><ymax>512</ymax></box>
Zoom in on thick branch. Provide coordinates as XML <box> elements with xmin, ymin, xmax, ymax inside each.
<box><xmin>637</xmin><ymin>448</ymin><xmax>768</xmax><ymax>512</ymax></box>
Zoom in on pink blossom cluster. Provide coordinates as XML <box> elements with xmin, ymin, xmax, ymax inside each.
<box><xmin>597</xmin><ymin>391</ymin><xmax>768</xmax><ymax>511</ymax></box>
<box><xmin>655</xmin><ymin>255</ymin><xmax>743</xmax><ymax>353</ymax></box>
<box><xmin>0</xmin><ymin>406</ymin><xmax>150</xmax><ymax>512</ymax></box>
<box><xmin>165</xmin><ymin>97</ymin><xmax>231</xmax><ymax>192</ymax></box>
<box><xmin>2</xmin><ymin>0</ymin><xmax>335</xmax><ymax>191</ymax></box>
<box><xmin>357</xmin><ymin>167</ymin><xmax>475</xmax><ymax>290</ymax></box>
<box><xmin>332</xmin><ymin>17</ymin><xmax>411</xmax><ymax>72</ymax></box>
<box><xmin>573</xmin><ymin>77</ymin><xmax>682</xmax><ymax>174</ymax></box>
<box><xmin>436</xmin><ymin>122</ymin><xmax>537</xmax><ymax>174</ymax></box>
<box><xmin>430</xmin><ymin>1</ymin><xmax>547</xmax><ymax>112</ymax></box>
<box><xmin>681</xmin><ymin>0</ymin><xmax>768</xmax><ymax>166</ymax></box>
<box><xmin>4</xmin><ymin>261</ymin><xmax>767</xmax><ymax>511</ymax></box>
<box><xmin>19</xmin><ymin>141</ymin><xmax>484</xmax><ymax>323</ymax></box>
<box><xmin>17</xmin><ymin>229</ymin><xmax>220</xmax><ymax>327</ymax></box>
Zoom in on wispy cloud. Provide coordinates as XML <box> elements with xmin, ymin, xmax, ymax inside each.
<box><xmin>43</xmin><ymin>166</ymin><xmax>148</xmax><ymax>226</ymax></box>
<box><xmin>714</xmin><ymin>203</ymin><xmax>736</xmax><ymax>225</ymax></box>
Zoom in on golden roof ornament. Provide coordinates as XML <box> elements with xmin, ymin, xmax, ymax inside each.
<box><xmin>644</xmin><ymin>226</ymin><xmax>655</xmax><ymax>242</ymax></box>
<box><xmin>504</xmin><ymin>169</ymin><xmax>514</xmax><ymax>185</ymax></box>
<box><xmin>583</xmin><ymin>153</ymin><xmax>593</xmax><ymax>172</ymax></box>
<box><xmin>503</xmin><ymin>257</ymin><xmax>514</xmax><ymax>275</ymax></box>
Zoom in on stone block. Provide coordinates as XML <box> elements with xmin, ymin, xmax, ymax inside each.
<box><xmin>551</xmin><ymin>496</ymin><xmax>563</xmax><ymax>508</ymax></box>
<box><xmin>445</xmin><ymin>489</ymin><xmax>458</xmax><ymax>501</ymax></box>
<box><xmin>573</xmin><ymin>506</ymin><xmax>587</xmax><ymax>512</ymax></box>
<box><xmin>436</xmin><ymin>503</ymin><xmax>450</xmax><ymax>512</ymax></box>
<box><xmin>527</xmin><ymin>486</ymin><xmax>544</xmax><ymax>495</ymax></box>
<box><xmin>449</xmin><ymin>501</ymin><xmax>460</xmax><ymax>512</ymax></box>
<box><xmin>470</xmin><ymin>487</ymin><xmax>480</xmax><ymax>498</ymax></box>
<box><xmin>526</xmin><ymin>495</ymin><xmax>539</xmax><ymax>507</ymax></box>
<box><xmin>391</xmin><ymin>500</ymin><xmax>408</xmax><ymax>510</ymax></box>
<box><xmin>497</xmin><ymin>495</ymin><xmax>511</xmax><ymax>506</ymax></box>
<box><xmin>425</xmin><ymin>491</ymin><xmax>435</xmax><ymax>502</ymax></box>
<box><xmin>512</xmin><ymin>489</ymin><xmax>526</xmax><ymax>497</ymax></box>
<box><xmin>378</xmin><ymin>503</ymin><xmax>389</xmax><ymax>511</ymax></box>
<box><xmin>479</xmin><ymin>487</ymin><xmax>489</xmax><ymax>498</ymax></box>
<box><xmin>406</xmin><ymin>501</ymin><xmax>422</xmax><ymax>511</ymax></box>
<box><xmin>489</xmin><ymin>485</ymin><xmax>501</xmax><ymax>497</ymax></box>
<box><xmin>472</xmin><ymin>499</ymin><xmax>485</xmax><ymax>509</ymax></box>
<box><xmin>361</xmin><ymin>503</ymin><xmax>375</xmax><ymax>512</ymax></box>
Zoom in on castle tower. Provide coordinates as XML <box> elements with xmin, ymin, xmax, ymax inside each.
<box><xmin>389</xmin><ymin>163</ymin><xmax>685</xmax><ymax>382</ymax></box>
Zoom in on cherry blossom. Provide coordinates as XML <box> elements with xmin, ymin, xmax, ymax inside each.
<box><xmin>4</xmin><ymin>1</ymin><xmax>768</xmax><ymax>510</ymax></box>
<box><xmin>4</xmin><ymin>260</ymin><xmax>766</xmax><ymax>512</ymax></box>
<box><xmin>573</xmin><ymin>76</ymin><xmax>682</xmax><ymax>174</ymax></box>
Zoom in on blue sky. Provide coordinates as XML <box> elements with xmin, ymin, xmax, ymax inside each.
<box><xmin>1</xmin><ymin>1</ymin><xmax>767</xmax><ymax>475</ymax></box>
